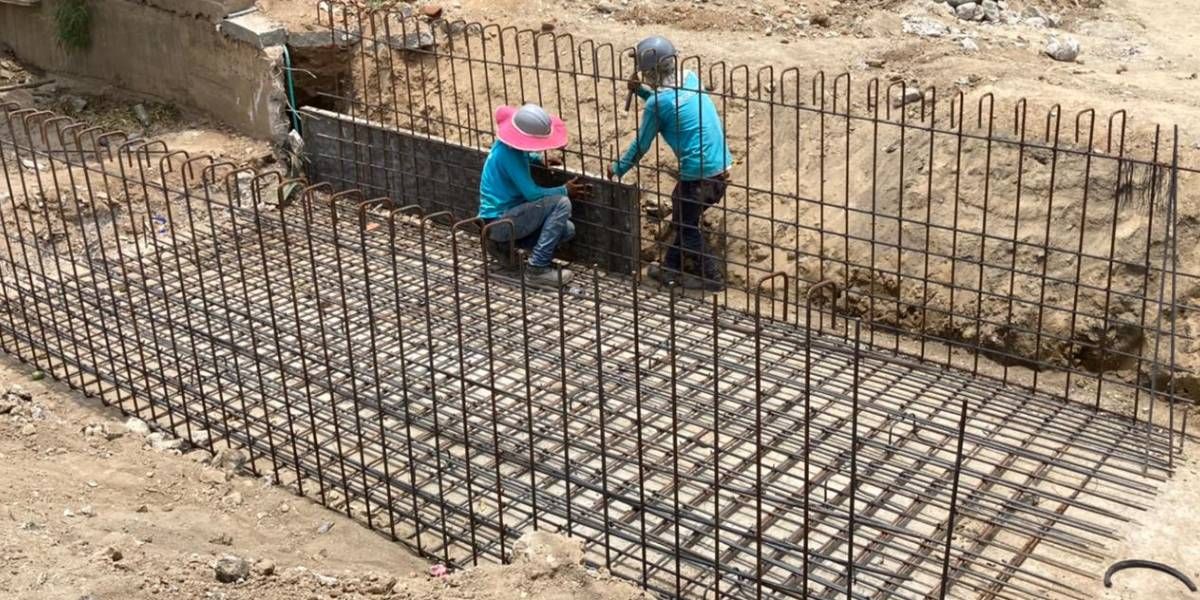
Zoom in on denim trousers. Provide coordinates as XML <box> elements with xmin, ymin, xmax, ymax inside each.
<box><xmin>664</xmin><ymin>177</ymin><xmax>727</xmax><ymax>279</ymax></box>
<box><xmin>486</xmin><ymin>196</ymin><xmax>575</xmax><ymax>268</ymax></box>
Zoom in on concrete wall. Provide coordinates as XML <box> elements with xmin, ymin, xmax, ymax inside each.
<box><xmin>0</xmin><ymin>0</ymin><xmax>284</xmax><ymax>139</ymax></box>
<box><xmin>300</xmin><ymin>107</ymin><xmax>641</xmax><ymax>275</ymax></box>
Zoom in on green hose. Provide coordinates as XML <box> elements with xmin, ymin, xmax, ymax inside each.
<box><xmin>280</xmin><ymin>44</ymin><xmax>301</xmax><ymax>133</ymax></box>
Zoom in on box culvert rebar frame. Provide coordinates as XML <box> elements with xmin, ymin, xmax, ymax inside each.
<box><xmin>299</xmin><ymin>2</ymin><xmax>1198</xmax><ymax>436</ymax></box>
<box><xmin>0</xmin><ymin>102</ymin><xmax>1187</xmax><ymax>600</ymax></box>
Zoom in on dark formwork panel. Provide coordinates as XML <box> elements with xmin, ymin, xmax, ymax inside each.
<box><xmin>300</xmin><ymin>106</ymin><xmax>641</xmax><ymax>274</ymax></box>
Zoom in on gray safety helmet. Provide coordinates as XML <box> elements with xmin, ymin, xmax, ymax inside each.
<box><xmin>635</xmin><ymin>36</ymin><xmax>677</xmax><ymax>74</ymax></box>
<box><xmin>512</xmin><ymin>104</ymin><xmax>553</xmax><ymax>137</ymax></box>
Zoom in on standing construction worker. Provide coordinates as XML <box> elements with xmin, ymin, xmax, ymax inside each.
<box><xmin>609</xmin><ymin>35</ymin><xmax>733</xmax><ymax>292</ymax></box>
<box><xmin>478</xmin><ymin>103</ymin><xmax>588</xmax><ymax>288</ymax></box>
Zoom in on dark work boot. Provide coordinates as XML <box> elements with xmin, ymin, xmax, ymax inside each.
<box><xmin>525</xmin><ymin>264</ymin><xmax>574</xmax><ymax>289</ymax></box>
<box><xmin>680</xmin><ymin>272</ymin><xmax>725</xmax><ymax>293</ymax></box>
<box><xmin>646</xmin><ymin>263</ymin><xmax>681</xmax><ymax>286</ymax></box>
<box><xmin>485</xmin><ymin>238</ymin><xmax>518</xmax><ymax>271</ymax></box>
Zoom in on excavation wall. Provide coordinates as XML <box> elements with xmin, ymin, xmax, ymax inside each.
<box><xmin>0</xmin><ymin>0</ymin><xmax>283</xmax><ymax>138</ymax></box>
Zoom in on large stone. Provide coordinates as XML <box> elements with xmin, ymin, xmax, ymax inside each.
<box><xmin>945</xmin><ymin>0</ymin><xmax>974</xmax><ymax>6</ymax></box>
<box><xmin>954</xmin><ymin>2</ymin><xmax>980</xmax><ymax>20</ymax></box>
<box><xmin>892</xmin><ymin>87</ymin><xmax>924</xmax><ymax>108</ymax></box>
<box><xmin>215</xmin><ymin>555</ymin><xmax>250</xmax><ymax>583</ymax></box>
<box><xmin>980</xmin><ymin>0</ymin><xmax>1001</xmax><ymax>21</ymax></box>
<box><xmin>1044</xmin><ymin>36</ymin><xmax>1080</xmax><ymax>62</ymax></box>
<box><xmin>125</xmin><ymin>417</ymin><xmax>151</xmax><ymax>437</ymax></box>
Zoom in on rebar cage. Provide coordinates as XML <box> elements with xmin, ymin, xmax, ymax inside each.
<box><xmin>0</xmin><ymin>96</ymin><xmax>1186</xmax><ymax>600</ymax></box>
<box><xmin>298</xmin><ymin>1</ymin><xmax>1196</xmax><ymax>440</ymax></box>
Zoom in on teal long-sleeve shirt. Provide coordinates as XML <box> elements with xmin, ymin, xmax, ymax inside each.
<box><xmin>613</xmin><ymin>70</ymin><xmax>733</xmax><ymax>181</ymax></box>
<box><xmin>477</xmin><ymin>140</ymin><xmax>567</xmax><ymax>220</ymax></box>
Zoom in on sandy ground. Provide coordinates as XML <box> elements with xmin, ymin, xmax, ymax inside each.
<box><xmin>1090</xmin><ymin>452</ymin><xmax>1200</xmax><ymax>600</ymax></box>
<box><xmin>0</xmin><ymin>354</ymin><xmax>648</xmax><ymax>600</ymax></box>
<box><xmin>261</xmin><ymin>0</ymin><xmax>1200</xmax><ymax>143</ymax></box>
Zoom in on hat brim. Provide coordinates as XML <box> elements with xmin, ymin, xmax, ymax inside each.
<box><xmin>494</xmin><ymin>105</ymin><xmax>569</xmax><ymax>152</ymax></box>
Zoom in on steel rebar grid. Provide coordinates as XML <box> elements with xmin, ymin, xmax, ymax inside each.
<box><xmin>0</xmin><ymin>117</ymin><xmax>1180</xmax><ymax>600</ymax></box>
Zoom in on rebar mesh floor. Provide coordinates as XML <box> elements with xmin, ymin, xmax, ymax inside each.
<box><xmin>0</xmin><ymin>197</ymin><xmax>1172</xmax><ymax>600</ymax></box>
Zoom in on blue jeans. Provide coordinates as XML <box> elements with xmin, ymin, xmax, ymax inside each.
<box><xmin>487</xmin><ymin>196</ymin><xmax>575</xmax><ymax>268</ymax></box>
<box><xmin>665</xmin><ymin>177</ymin><xmax>727</xmax><ymax>280</ymax></box>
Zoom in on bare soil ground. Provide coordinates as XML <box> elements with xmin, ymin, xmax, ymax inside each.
<box><xmin>0</xmin><ymin>354</ymin><xmax>649</xmax><ymax>600</ymax></box>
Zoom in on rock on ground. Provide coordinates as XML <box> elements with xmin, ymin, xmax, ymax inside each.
<box><xmin>124</xmin><ymin>417</ymin><xmax>151</xmax><ymax>437</ymax></box>
<box><xmin>892</xmin><ymin>87</ymin><xmax>924</xmax><ymax>108</ymax></box>
<box><xmin>955</xmin><ymin>3</ymin><xmax>980</xmax><ymax>21</ymax></box>
<box><xmin>215</xmin><ymin>555</ymin><xmax>251</xmax><ymax>583</ymax></box>
<box><xmin>1045</xmin><ymin>36</ymin><xmax>1081</xmax><ymax>62</ymax></box>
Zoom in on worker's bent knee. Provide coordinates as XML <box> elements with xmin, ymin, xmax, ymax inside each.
<box><xmin>562</xmin><ymin>220</ymin><xmax>576</xmax><ymax>242</ymax></box>
<box><xmin>555</xmin><ymin>196</ymin><xmax>572</xmax><ymax>213</ymax></box>
<box><xmin>487</xmin><ymin>224</ymin><xmax>514</xmax><ymax>242</ymax></box>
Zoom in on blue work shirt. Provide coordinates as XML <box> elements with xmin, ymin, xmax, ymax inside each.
<box><xmin>477</xmin><ymin>140</ymin><xmax>567</xmax><ymax>220</ymax></box>
<box><xmin>613</xmin><ymin>70</ymin><xmax>733</xmax><ymax>181</ymax></box>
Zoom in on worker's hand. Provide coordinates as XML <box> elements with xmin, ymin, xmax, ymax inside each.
<box><xmin>606</xmin><ymin>165</ymin><xmax>617</xmax><ymax>181</ymax></box>
<box><xmin>565</xmin><ymin>177</ymin><xmax>591</xmax><ymax>200</ymax></box>
<box><xmin>626</xmin><ymin>74</ymin><xmax>641</xmax><ymax>93</ymax></box>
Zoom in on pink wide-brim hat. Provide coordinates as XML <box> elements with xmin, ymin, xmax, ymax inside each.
<box><xmin>494</xmin><ymin>105</ymin><xmax>569</xmax><ymax>152</ymax></box>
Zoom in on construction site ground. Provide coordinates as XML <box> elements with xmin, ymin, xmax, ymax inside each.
<box><xmin>1</xmin><ymin>0</ymin><xmax>1199</xmax><ymax>598</ymax></box>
